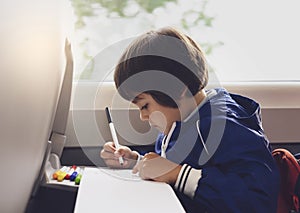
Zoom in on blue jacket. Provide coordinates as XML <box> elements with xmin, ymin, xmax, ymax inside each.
<box><xmin>155</xmin><ymin>88</ymin><xmax>279</xmax><ymax>213</ymax></box>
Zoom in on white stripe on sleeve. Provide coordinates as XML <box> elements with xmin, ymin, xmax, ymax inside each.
<box><xmin>174</xmin><ymin>164</ymin><xmax>202</xmax><ymax>198</ymax></box>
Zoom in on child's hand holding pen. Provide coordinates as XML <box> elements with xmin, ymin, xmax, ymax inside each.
<box><xmin>101</xmin><ymin>107</ymin><xmax>140</xmax><ymax>169</ymax></box>
<box><xmin>100</xmin><ymin>141</ymin><xmax>140</xmax><ymax>169</ymax></box>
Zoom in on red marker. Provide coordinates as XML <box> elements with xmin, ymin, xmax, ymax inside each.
<box><xmin>65</xmin><ymin>165</ymin><xmax>77</xmax><ymax>180</ymax></box>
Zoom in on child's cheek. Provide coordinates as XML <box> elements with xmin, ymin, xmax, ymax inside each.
<box><xmin>149</xmin><ymin>111</ymin><xmax>167</xmax><ymax>132</ymax></box>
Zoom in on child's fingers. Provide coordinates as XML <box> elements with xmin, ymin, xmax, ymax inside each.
<box><xmin>105</xmin><ymin>159</ymin><xmax>123</xmax><ymax>168</ymax></box>
<box><xmin>103</xmin><ymin>141</ymin><xmax>116</xmax><ymax>152</ymax></box>
<box><xmin>100</xmin><ymin>142</ymin><xmax>117</xmax><ymax>160</ymax></box>
<box><xmin>132</xmin><ymin>161</ymin><xmax>140</xmax><ymax>174</ymax></box>
<box><xmin>114</xmin><ymin>146</ymin><xmax>129</xmax><ymax>157</ymax></box>
<box><xmin>100</xmin><ymin>149</ymin><xmax>114</xmax><ymax>159</ymax></box>
<box><xmin>105</xmin><ymin>157</ymin><xmax>130</xmax><ymax>168</ymax></box>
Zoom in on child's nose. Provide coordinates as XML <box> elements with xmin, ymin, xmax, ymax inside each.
<box><xmin>139</xmin><ymin>110</ymin><xmax>149</xmax><ymax>121</ymax></box>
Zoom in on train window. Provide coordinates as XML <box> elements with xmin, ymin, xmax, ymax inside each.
<box><xmin>69</xmin><ymin>0</ymin><xmax>300</xmax><ymax>82</ymax></box>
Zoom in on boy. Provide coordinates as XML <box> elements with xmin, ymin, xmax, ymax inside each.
<box><xmin>100</xmin><ymin>27</ymin><xmax>279</xmax><ymax>212</ymax></box>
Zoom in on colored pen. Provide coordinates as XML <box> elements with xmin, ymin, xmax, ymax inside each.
<box><xmin>57</xmin><ymin>167</ymin><xmax>70</xmax><ymax>182</ymax></box>
<box><xmin>52</xmin><ymin>166</ymin><xmax>68</xmax><ymax>180</ymax></box>
<box><xmin>75</xmin><ymin>173</ymin><xmax>82</xmax><ymax>185</ymax></box>
<box><xmin>105</xmin><ymin>107</ymin><xmax>124</xmax><ymax>165</ymax></box>
<box><xmin>65</xmin><ymin>165</ymin><xmax>77</xmax><ymax>180</ymax></box>
<box><xmin>70</xmin><ymin>167</ymin><xmax>81</xmax><ymax>181</ymax></box>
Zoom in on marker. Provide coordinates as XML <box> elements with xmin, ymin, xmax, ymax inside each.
<box><xmin>57</xmin><ymin>167</ymin><xmax>70</xmax><ymax>182</ymax></box>
<box><xmin>105</xmin><ymin>107</ymin><xmax>124</xmax><ymax>166</ymax></box>
<box><xmin>75</xmin><ymin>173</ymin><xmax>82</xmax><ymax>185</ymax></box>
<box><xmin>70</xmin><ymin>167</ymin><xmax>81</xmax><ymax>181</ymax></box>
<box><xmin>65</xmin><ymin>165</ymin><xmax>77</xmax><ymax>180</ymax></box>
<box><xmin>52</xmin><ymin>166</ymin><xmax>68</xmax><ymax>180</ymax></box>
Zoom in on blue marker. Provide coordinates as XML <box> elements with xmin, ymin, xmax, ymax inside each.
<box><xmin>70</xmin><ymin>167</ymin><xmax>80</xmax><ymax>181</ymax></box>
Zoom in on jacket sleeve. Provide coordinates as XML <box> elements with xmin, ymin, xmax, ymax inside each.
<box><xmin>173</xmin><ymin>123</ymin><xmax>279</xmax><ymax>213</ymax></box>
<box><xmin>174</xmin><ymin>164</ymin><xmax>202</xmax><ymax>198</ymax></box>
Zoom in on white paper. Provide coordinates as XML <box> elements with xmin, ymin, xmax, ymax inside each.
<box><xmin>74</xmin><ymin>167</ymin><xmax>186</xmax><ymax>213</ymax></box>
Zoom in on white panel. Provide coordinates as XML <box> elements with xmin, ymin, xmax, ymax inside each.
<box><xmin>66</xmin><ymin>82</ymin><xmax>300</xmax><ymax>147</ymax></box>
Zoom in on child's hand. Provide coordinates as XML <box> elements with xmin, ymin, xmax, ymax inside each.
<box><xmin>132</xmin><ymin>152</ymin><xmax>182</xmax><ymax>185</ymax></box>
<box><xmin>100</xmin><ymin>142</ymin><xmax>139</xmax><ymax>169</ymax></box>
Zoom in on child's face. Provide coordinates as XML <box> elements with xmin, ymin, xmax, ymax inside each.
<box><xmin>133</xmin><ymin>93</ymin><xmax>180</xmax><ymax>134</ymax></box>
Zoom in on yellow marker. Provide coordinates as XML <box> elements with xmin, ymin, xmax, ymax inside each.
<box><xmin>52</xmin><ymin>166</ymin><xmax>68</xmax><ymax>180</ymax></box>
<box><xmin>57</xmin><ymin>167</ymin><xmax>70</xmax><ymax>182</ymax></box>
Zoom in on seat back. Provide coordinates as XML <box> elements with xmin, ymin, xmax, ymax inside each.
<box><xmin>0</xmin><ymin>1</ymin><xmax>68</xmax><ymax>212</ymax></box>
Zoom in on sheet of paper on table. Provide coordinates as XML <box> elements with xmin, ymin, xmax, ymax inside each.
<box><xmin>74</xmin><ymin>167</ymin><xmax>185</xmax><ymax>213</ymax></box>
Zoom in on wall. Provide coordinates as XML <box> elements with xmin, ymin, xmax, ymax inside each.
<box><xmin>66</xmin><ymin>82</ymin><xmax>300</xmax><ymax>147</ymax></box>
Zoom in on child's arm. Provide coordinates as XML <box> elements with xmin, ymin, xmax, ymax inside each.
<box><xmin>132</xmin><ymin>152</ymin><xmax>182</xmax><ymax>185</ymax></box>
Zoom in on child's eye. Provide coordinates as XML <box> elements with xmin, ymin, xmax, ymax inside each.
<box><xmin>140</xmin><ymin>103</ymin><xmax>148</xmax><ymax>110</ymax></box>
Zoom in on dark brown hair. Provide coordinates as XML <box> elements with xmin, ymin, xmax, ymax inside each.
<box><xmin>114</xmin><ymin>27</ymin><xmax>208</xmax><ymax>108</ymax></box>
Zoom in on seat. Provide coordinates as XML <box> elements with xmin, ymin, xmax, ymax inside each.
<box><xmin>272</xmin><ymin>148</ymin><xmax>300</xmax><ymax>213</ymax></box>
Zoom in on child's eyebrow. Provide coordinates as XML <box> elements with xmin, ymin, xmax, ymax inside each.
<box><xmin>132</xmin><ymin>96</ymin><xmax>144</xmax><ymax>104</ymax></box>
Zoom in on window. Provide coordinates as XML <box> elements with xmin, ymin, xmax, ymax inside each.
<box><xmin>69</xmin><ymin>0</ymin><xmax>300</xmax><ymax>82</ymax></box>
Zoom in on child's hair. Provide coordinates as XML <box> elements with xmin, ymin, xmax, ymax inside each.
<box><xmin>114</xmin><ymin>27</ymin><xmax>208</xmax><ymax>108</ymax></box>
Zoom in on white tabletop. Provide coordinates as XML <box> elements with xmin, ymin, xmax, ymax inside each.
<box><xmin>74</xmin><ymin>167</ymin><xmax>185</xmax><ymax>213</ymax></box>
